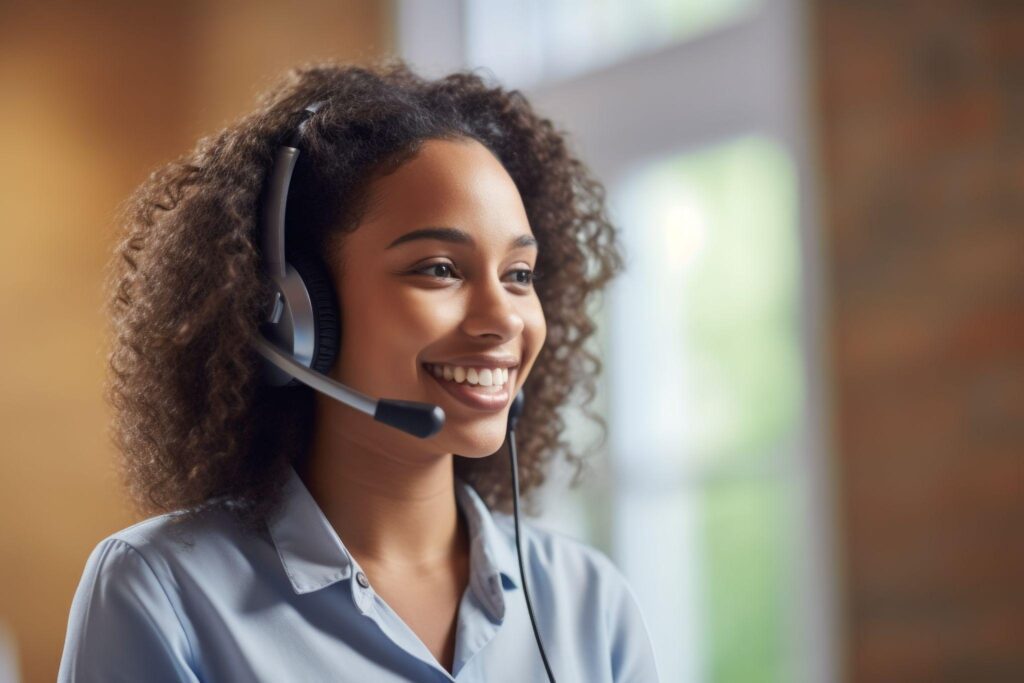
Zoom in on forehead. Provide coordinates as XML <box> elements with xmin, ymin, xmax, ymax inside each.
<box><xmin>353</xmin><ymin>137</ymin><xmax>533</xmax><ymax>250</ymax></box>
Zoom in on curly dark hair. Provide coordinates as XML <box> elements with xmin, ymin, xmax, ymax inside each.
<box><xmin>106</xmin><ymin>58</ymin><xmax>625</xmax><ymax>533</ymax></box>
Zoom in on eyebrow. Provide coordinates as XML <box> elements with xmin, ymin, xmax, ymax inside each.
<box><xmin>385</xmin><ymin>226</ymin><xmax>538</xmax><ymax>251</ymax></box>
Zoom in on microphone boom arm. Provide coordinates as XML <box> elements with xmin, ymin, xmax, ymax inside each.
<box><xmin>253</xmin><ymin>335</ymin><xmax>445</xmax><ymax>439</ymax></box>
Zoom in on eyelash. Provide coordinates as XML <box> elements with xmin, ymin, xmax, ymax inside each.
<box><xmin>412</xmin><ymin>260</ymin><xmax>541</xmax><ymax>287</ymax></box>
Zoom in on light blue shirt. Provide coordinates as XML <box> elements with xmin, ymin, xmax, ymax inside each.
<box><xmin>58</xmin><ymin>466</ymin><xmax>660</xmax><ymax>682</ymax></box>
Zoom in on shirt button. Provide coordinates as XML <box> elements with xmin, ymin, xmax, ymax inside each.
<box><xmin>355</xmin><ymin>571</ymin><xmax>370</xmax><ymax>589</ymax></box>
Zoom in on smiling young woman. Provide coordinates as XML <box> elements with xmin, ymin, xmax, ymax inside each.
<box><xmin>57</xmin><ymin>59</ymin><xmax>660</xmax><ymax>682</ymax></box>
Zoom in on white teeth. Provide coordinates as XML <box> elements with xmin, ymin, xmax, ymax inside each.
<box><xmin>426</xmin><ymin>364</ymin><xmax>511</xmax><ymax>387</ymax></box>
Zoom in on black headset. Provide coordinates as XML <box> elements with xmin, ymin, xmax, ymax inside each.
<box><xmin>253</xmin><ymin>101</ymin><xmax>444</xmax><ymax>438</ymax></box>
<box><xmin>252</xmin><ymin>101</ymin><xmax>559</xmax><ymax>682</ymax></box>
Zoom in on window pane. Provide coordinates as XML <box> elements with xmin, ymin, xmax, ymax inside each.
<box><xmin>464</xmin><ymin>0</ymin><xmax>760</xmax><ymax>88</ymax></box>
<box><xmin>610</xmin><ymin>136</ymin><xmax>803</xmax><ymax>471</ymax></box>
<box><xmin>700</xmin><ymin>475</ymin><xmax>789</xmax><ymax>683</ymax></box>
<box><xmin>609</xmin><ymin>135</ymin><xmax>801</xmax><ymax>682</ymax></box>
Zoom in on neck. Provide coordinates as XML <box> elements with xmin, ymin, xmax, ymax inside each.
<box><xmin>297</xmin><ymin>393</ymin><xmax>466</xmax><ymax>573</ymax></box>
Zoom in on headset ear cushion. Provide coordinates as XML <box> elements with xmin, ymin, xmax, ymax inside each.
<box><xmin>287</xmin><ymin>250</ymin><xmax>340</xmax><ymax>375</ymax></box>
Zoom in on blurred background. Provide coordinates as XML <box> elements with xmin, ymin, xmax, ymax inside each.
<box><xmin>1</xmin><ymin>0</ymin><xmax>1021</xmax><ymax>681</ymax></box>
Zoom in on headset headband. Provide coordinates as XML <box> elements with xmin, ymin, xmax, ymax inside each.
<box><xmin>260</xmin><ymin>101</ymin><xmax>326</xmax><ymax>283</ymax></box>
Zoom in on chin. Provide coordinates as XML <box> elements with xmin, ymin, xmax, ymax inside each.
<box><xmin>454</xmin><ymin>445</ymin><xmax>504</xmax><ymax>459</ymax></box>
<box><xmin>440</xmin><ymin>425</ymin><xmax>508</xmax><ymax>459</ymax></box>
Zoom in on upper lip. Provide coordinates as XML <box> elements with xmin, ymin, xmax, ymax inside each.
<box><xmin>424</xmin><ymin>355</ymin><xmax>520</xmax><ymax>369</ymax></box>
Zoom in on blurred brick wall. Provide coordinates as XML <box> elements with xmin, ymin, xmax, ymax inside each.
<box><xmin>0</xmin><ymin>3</ymin><xmax>391</xmax><ymax>682</ymax></box>
<box><xmin>815</xmin><ymin>1</ymin><xmax>1024</xmax><ymax>680</ymax></box>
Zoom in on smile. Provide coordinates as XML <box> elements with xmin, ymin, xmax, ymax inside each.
<box><xmin>422</xmin><ymin>363</ymin><xmax>513</xmax><ymax>412</ymax></box>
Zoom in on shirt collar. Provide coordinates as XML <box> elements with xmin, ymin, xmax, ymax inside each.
<box><xmin>266</xmin><ymin>466</ymin><xmax>521</xmax><ymax>602</ymax></box>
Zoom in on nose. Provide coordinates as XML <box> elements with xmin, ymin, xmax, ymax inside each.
<box><xmin>459</xmin><ymin>272</ymin><xmax>526</xmax><ymax>342</ymax></box>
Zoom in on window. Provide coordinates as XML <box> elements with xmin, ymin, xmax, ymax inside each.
<box><xmin>609</xmin><ymin>136</ymin><xmax>800</xmax><ymax>682</ymax></box>
<box><xmin>464</xmin><ymin>0</ymin><xmax>760</xmax><ymax>88</ymax></box>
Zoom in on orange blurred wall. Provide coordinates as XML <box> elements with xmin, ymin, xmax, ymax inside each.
<box><xmin>0</xmin><ymin>2</ymin><xmax>392</xmax><ymax>681</ymax></box>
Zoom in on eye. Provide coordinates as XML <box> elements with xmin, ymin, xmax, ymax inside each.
<box><xmin>413</xmin><ymin>261</ymin><xmax>459</xmax><ymax>280</ymax></box>
<box><xmin>509</xmin><ymin>268</ymin><xmax>537</xmax><ymax>286</ymax></box>
<box><xmin>410</xmin><ymin>260</ymin><xmax>540</xmax><ymax>289</ymax></box>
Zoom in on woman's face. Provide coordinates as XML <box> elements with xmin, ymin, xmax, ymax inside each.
<box><xmin>323</xmin><ymin>137</ymin><xmax>546</xmax><ymax>459</ymax></box>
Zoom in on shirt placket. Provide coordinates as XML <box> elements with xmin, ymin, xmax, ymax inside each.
<box><xmin>450</xmin><ymin>572</ymin><xmax>504</xmax><ymax>679</ymax></box>
<box><xmin>347</xmin><ymin>560</ymin><xmax>461</xmax><ymax>681</ymax></box>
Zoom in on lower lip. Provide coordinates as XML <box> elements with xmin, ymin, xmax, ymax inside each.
<box><xmin>423</xmin><ymin>364</ymin><xmax>513</xmax><ymax>412</ymax></box>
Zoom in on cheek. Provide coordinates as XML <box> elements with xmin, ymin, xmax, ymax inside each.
<box><xmin>530</xmin><ymin>308</ymin><xmax>547</xmax><ymax>348</ymax></box>
<box><xmin>334</xmin><ymin>285</ymin><xmax>413</xmax><ymax>378</ymax></box>
<box><xmin>340</xmin><ymin>288</ymin><xmax>457</xmax><ymax>373</ymax></box>
<box><xmin>393</xmin><ymin>290</ymin><xmax>465</xmax><ymax>344</ymax></box>
<box><xmin>522</xmin><ymin>300</ymin><xmax>547</xmax><ymax>369</ymax></box>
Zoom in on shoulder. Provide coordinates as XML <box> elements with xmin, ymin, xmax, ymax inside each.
<box><xmin>81</xmin><ymin>506</ymin><xmax>263</xmax><ymax>588</ymax></box>
<box><xmin>111</xmin><ymin>505</ymin><xmax>254</xmax><ymax>550</ymax></box>
<box><xmin>59</xmin><ymin>512</ymin><xmax>237</xmax><ymax>681</ymax></box>
<box><xmin>490</xmin><ymin>510</ymin><xmax>633</xmax><ymax>601</ymax></box>
<box><xmin>489</xmin><ymin>512</ymin><xmax>662</xmax><ymax>681</ymax></box>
